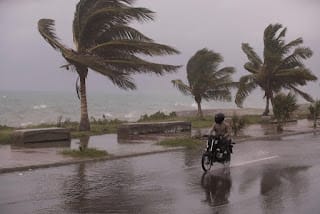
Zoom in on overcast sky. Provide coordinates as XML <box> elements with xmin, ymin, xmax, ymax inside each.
<box><xmin>0</xmin><ymin>0</ymin><xmax>319</xmax><ymax>99</ymax></box>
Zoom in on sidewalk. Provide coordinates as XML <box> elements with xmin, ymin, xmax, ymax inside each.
<box><xmin>0</xmin><ymin>119</ymin><xmax>318</xmax><ymax>174</ymax></box>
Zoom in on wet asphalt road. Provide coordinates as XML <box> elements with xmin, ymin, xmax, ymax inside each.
<box><xmin>1</xmin><ymin>133</ymin><xmax>320</xmax><ymax>214</ymax></box>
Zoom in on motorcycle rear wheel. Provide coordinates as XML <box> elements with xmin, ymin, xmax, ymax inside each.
<box><xmin>201</xmin><ymin>152</ymin><xmax>212</xmax><ymax>172</ymax></box>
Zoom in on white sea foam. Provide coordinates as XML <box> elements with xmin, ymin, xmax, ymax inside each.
<box><xmin>33</xmin><ymin>104</ymin><xmax>47</xmax><ymax>110</ymax></box>
<box><xmin>124</xmin><ymin>112</ymin><xmax>137</xmax><ymax>120</ymax></box>
<box><xmin>102</xmin><ymin>112</ymin><xmax>113</xmax><ymax>118</ymax></box>
<box><xmin>20</xmin><ymin>122</ymin><xmax>33</xmax><ymax>127</ymax></box>
<box><xmin>174</xmin><ymin>102</ymin><xmax>189</xmax><ymax>107</ymax></box>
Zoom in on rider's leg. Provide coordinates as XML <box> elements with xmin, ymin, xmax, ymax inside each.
<box><xmin>207</xmin><ymin>135</ymin><xmax>213</xmax><ymax>151</ymax></box>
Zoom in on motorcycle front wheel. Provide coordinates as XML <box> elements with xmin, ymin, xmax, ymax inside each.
<box><xmin>201</xmin><ymin>152</ymin><xmax>212</xmax><ymax>172</ymax></box>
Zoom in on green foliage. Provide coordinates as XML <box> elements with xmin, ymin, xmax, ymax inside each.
<box><xmin>236</xmin><ymin>23</ymin><xmax>317</xmax><ymax>115</ymax></box>
<box><xmin>158</xmin><ymin>137</ymin><xmax>202</xmax><ymax>149</ymax></box>
<box><xmin>0</xmin><ymin>126</ymin><xmax>14</xmax><ymax>144</ymax></box>
<box><xmin>309</xmin><ymin>100</ymin><xmax>320</xmax><ymax>128</ymax></box>
<box><xmin>188</xmin><ymin>116</ymin><xmax>213</xmax><ymax>128</ymax></box>
<box><xmin>309</xmin><ymin>100</ymin><xmax>320</xmax><ymax>117</ymax></box>
<box><xmin>61</xmin><ymin>148</ymin><xmax>108</xmax><ymax>158</ymax></box>
<box><xmin>138</xmin><ymin>111</ymin><xmax>177</xmax><ymax>122</ymax></box>
<box><xmin>241</xmin><ymin>115</ymin><xmax>265</xmax><ymax>124</ymax></box>
<box><xmin>172</xmin><ymin>48</ymin><xmax>236</xmax><ymax>117</ymax></box>
<box><xmin>273</xmin><ymin>93</ymin><xmax>298</xmax><ymax>131</ymax></box>
<box><xmin>138</xmin><ymin>112</ymin><xmax>214</xmax><ymax>128</ymax></box>
<box><xmin>230</xmin><ymin>113</ymin><xmax>247</xmax><ymax>136</ymax></box>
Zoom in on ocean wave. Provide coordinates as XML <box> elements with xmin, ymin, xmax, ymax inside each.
<box><xmin>102</xmin><ymin>112</ymin><xmax>113</xmax><ymax>118</ymax></box>
<box><xmin>20</xmin><ymin>122</ymin><xmax>33</xmax><ymax>127</ymax></box>
<box><xmin>191</xmin><ymin>102</ymin><xmax>197</xmax><ymax>108</ymax></box>
<box><xmin>124</xmin><ymin>112</ymin><xmax>137</xmax><ymax>120</ymax></box>
<box><xmin>33</xmin><ymin>104</ymin><xmax>47</xmax><ymax>110</ymax></box>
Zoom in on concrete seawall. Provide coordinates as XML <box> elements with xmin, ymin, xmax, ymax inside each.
<box><xmin>118</xmin><ymin>121</ymin><xmax>191</xmax><ymax>139</ymax></box>
<box><xmin>12</xmin><ymin>128</ymin><xmax>70</xmax><ymax>144</ymax></box>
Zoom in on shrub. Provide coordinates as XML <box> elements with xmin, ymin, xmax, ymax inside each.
<box><xmin>273</xmin><ymin>93</ymin><xmax>298</xmax><ymax>132</ymax></box>
<box><xmin>230</xmin><ymin>113</ymin><xmax>246</xmax><ymax>136</ymax></box>
<box><xmin>309</xmin><ymin>100</ymin><xmax>320</xmax><ymax>128</ymax></box>
<box><xmin>138</xmin><ymin>111</ymin><xmax>177</xmax><ymax>122</ymax></box>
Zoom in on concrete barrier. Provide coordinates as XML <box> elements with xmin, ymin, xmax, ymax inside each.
<box><xmin>12</xmin><ymin>128</ymin><xmax>71</xmax><ymax>144</ymax></box>
<box><xmin>118</xmin><ymin>121</ymin><xmax>191</xmax><ymax>139</ymax></box>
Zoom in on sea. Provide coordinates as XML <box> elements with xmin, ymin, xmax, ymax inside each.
<box><xmin>0</xmin><ymin>90</ymin><xmax>263</xmax><ymax>127</ymax></box>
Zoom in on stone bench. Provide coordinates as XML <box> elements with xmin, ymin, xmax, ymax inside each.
<box><xmin>118</xmin><ymin>121</ymin><xmax>191</xmax><ymax>139</ymax></box>
<box><xmin>12</xmin><ymin>128</ymin><xmax>71</xmax><ymax>144</ymax></box>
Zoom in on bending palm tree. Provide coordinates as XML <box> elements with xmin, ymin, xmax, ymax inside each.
<box><xmin>38</xmin><ymin>0</ymin><xmax>180</xmax><ymax>131</ymax></box>
<box><xmin>172</xmin><ymin>48</ymin><xmax>236</xmax><ymax>118</ymax></box>
<box><xmin>235</xmin><ymin>23</ymin><xmax>317</xmax><ymax>115</ymax></box>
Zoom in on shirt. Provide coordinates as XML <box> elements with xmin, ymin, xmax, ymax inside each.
<box><xmin>209</xmin><ymin>122</ymin><xmax>231</xmax><ymax>139</ymax></box>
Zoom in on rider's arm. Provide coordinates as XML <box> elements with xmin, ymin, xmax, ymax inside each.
<box><xmin>209</xmin><ymin>124</ymin><xmax>215</xmax><ymax>136</ymax></box>
<box><xmin>224</xmin><ymin>123</ymin><xmax>232</xmax><ymax>139</ymax></box>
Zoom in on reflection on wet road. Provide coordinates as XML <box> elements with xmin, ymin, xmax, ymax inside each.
<box><xmin>0</xmin><ymin>134</ymin><xmax>320</xmax><ymax>214</ymax></box>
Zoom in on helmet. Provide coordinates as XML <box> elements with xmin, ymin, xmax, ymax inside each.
<box><xmin>214</xmin><ymin>113</ymin><xmax>225</xmax><ymax>124</ymax></box>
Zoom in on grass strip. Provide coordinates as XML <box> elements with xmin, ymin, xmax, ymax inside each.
<box><xmin>61</xmin><ymin>148</ymin><xmax>108</xmax><ymax>158</ymax></box>
<box><xmin>158</xmin><ymin>137</ymin><xmax>203</xmax><ymax>149</ymax></box>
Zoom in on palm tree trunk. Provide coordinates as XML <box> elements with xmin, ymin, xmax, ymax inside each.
<box><xmin>197</xmin><ymin>101</ymin><xmax>203</xmax><ymax>118</ymax></box>
<box><xmin>263</xmin><ymin>96</ymin><xmax>270</xmax><ymax>116</ymax></box>
<box><xmin>77</xmin><ymin>67</ymin><xmax>90</xmax><ymax>131</ymax></box>
<box><xmin>195</xmin><ymin>96</ymin><xmax>203</xmax><ymax>118</ymax></box>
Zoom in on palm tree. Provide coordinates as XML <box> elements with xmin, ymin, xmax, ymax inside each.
<box><xmin>235</xmin><ymin>23</ymin><xmax>317</xmax><ymax>115</ymax></box>
<box><xmin>38</xmin><ymin>0</ymin><xmax>180</xmax><ymax>131</ymax></box>
<box><xmin>172</xmin><ymin>48</ymin><xmax>236</xmax><ymax>118</ymax></box>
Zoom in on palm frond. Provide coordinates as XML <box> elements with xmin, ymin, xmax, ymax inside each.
<box><xmin>275</xmin><ymin>68</ymin><xmax>317</xmax><ymax>85</ymax></box>
<box><xmin>292</xmin><ymin>47</ymin><xmax>313</xmax><ymax>60</ymax></box>
<box><xmin>289</xmin><ymin>85</ymin><xmax>314</xmax><ymax>103</ymax></box>
<box><xmin>241</xmin><ymin>43</ymin><xmax>263</xmax><ymax>67</ymax></box>
<box><xmin>276</xmin><ymin>27</ymin><xmax>287</xmax><ymax>40</ymax></box>
<box><xmin>78</xmin><ymin>6</ymin><xmax>154</xmax><ymax>47</ymax></box>
<box><xmin>186</xmin><ymin>49</ymin><xmax>223</xmax><ymax>84</ymax></box>
<box><xmin>96</xmin><ymin>25</ymin><xmax>153</xmax><ymax>43</ymax></box>
<box><xmin>244</xmin><ymin>62</ymin><xmax>260</xmax><ymax>74</ymax></box>
<box><xmin>102</xmin><ymin>58</ymin><xmax>181</xmax><ymax>75</ymax></box>
<box><xmin>38</xmin><ymin>19</ymin><xmax>68</xmax><ymax>52</ymax></box>
<box><xmin>171</xmin><ymin>80</ymin><xmax>192</xmax><ymax>96</ymax></box>
<box><xmin>213</xmin><ymin>67</ymin><xmax>235</xmax><ymax>78</ymax></box>
<box><xmin>73</xmin><ymin>0</ymin><xmax>137</xmax><ymax>45</ymax></box>
<box><xmin>203</xmin><ymin>89</ymin><xmax>232</xmax><ymax>102</ymax></box>
<box><xmin>264</xmin><ymin>23</ymin><xmax>283</xmax><ymax>41</ymax></box>
<box><xmin>108</xmin><ymin>73</ymin><xmax>137</xmax><ymax>90</ymax></box>
<box><xmin>90</xmin><ymin>40</ymin><xmax>179</xmax><ymax>56</ymax></box>
<box><xmin>235</xmin><ymin>75</ymin><xmax>257</xmax><ymax>107</ymax></box>
<box><xmin>282</xmin><ymin>38</ymin><xmax>303</xmax><ymax>53</ymax></box>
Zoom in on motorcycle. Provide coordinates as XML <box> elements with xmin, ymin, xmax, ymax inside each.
<box><xmin>201</xmin><ymin>135</ymin><xmax>234</xmax><ymax>172</ymax></box>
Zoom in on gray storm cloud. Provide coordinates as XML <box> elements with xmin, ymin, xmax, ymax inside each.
<box><xmin>0</xmin><ymin>0</ymin><xmax>319</xmax><ymax>101</ymax></box>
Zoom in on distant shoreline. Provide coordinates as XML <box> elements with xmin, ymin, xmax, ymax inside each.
<box><xmin>175</xmin><ymin>108</ymin><xmax>265</xmax><ymax>117</ymax></box>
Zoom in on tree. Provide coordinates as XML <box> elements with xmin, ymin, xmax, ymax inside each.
<box><xmin>236</xmin><ymin>23</ymin><xmax>317</xmax><ymax>115</ymax></box>
<box><xmin>38</xmin><ymin>0</ymin><xmax>180</xmax><ymax>131</ymax></box>
<box><xmin>172</xmin><ymin>48</ymin><xmax>236</xmax><ymax>118</ymax></box>
<box><xmin>273</xmin><ymin>93</ymin><xmax>298</xmax><ymax>132</ymax></box>
<box><xmin>309</xmin><ymin>100</ymin><xmax>320</xmax><ymax>128</ymax></box>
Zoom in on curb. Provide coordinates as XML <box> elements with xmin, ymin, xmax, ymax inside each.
<box><xmin>0</xmin><ymin>147</ymin><xmax>184</xmax><ymax>175</ymax></box>
<box><xmin>236</xmin><ymin>129</ymin><xmax>320</xmax><ymax>143</ymax></box>
<box><xmin>1</xmin><ymin>129</ymin><xmax>319</xmax><ymax>175</ymax></box>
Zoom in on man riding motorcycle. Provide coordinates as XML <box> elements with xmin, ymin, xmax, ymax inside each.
<box><xmin>208</xmin><ymin>113</ymin><xmax>233</xmax><ymax>160</ymax></box>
